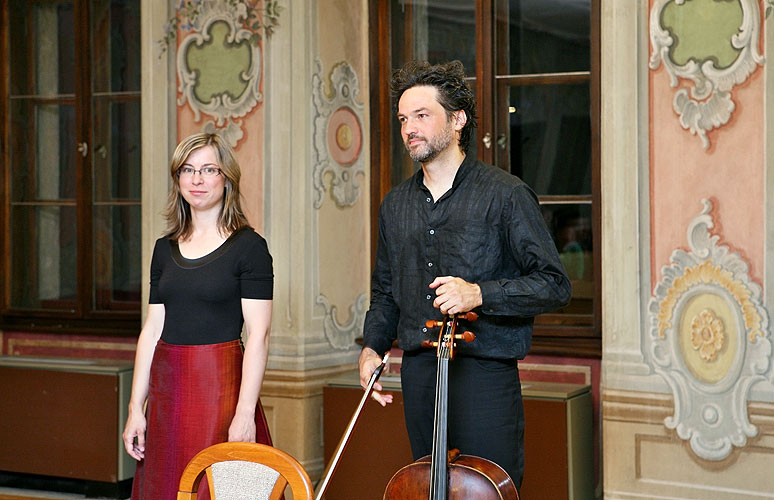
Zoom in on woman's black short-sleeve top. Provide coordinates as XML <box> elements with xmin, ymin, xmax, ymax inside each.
<box><xmin>149</xmin><ymin>227</ymin><xmax>273</xmax><ymax>345</ymax></box>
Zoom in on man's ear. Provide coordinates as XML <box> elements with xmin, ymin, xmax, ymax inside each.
<box><xmin>453</xmin><ymin>110</ymin><xmax>467</xmax><ymax>131</ymax></box>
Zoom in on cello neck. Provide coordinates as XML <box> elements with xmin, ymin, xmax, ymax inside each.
<box><xmin>428</xmin><ymin>315</ymin><xmax>456</xmax><ymax>500</ymax></box>
<box><xmin>429</xmin><ymin>355</ymin><xmax>449</xmax><ymax>499</ymax></box>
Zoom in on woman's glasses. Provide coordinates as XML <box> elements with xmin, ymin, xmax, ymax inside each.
<box><xmin>177</xmin><ymin>166</ymin><xmax>221</xmax><ymax>178</ymax></box>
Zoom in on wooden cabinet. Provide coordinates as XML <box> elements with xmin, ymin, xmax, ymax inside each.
<box><xmin>0</xmin><ymin>357</ymin><xmax>134</xmax><ymax>488</ymax></box>
<box><xmin>519</xmin><ymin>382</ymin><xmax>594</xmax><ymax>500</ymax></box>
<box><xmin>322</xmin><ymin>375</ymin><xmax>593</xmax><ymax>500</ymax></box>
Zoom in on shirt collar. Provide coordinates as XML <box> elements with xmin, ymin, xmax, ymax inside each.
<box><xmin>412</xmin><ymin>153</ymin><xmax>477</xmax><ymax>196</ymax></box>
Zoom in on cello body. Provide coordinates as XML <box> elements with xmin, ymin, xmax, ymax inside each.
<box><xmin>382</xmin><ymin>312</ymin><xmax>520</xmax><ymax>500</ymax></box>
<box><xmin>383</xmin><ymin>452</ymin><xmax>519</xmax><ymax>500</ymax></box>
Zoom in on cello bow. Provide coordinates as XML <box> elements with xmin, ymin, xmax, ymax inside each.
<box><xmin>313</xmin><ymin>352</ymin><xmax>390</xmax><ymax>500</ymax></box>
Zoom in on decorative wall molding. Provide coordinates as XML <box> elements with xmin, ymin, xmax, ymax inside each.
<box><xmin>649</xmin><ymin>0</ymin><xmax>765</xmax><ymax>149</ymax></box>
<box><xmin>316</xmin><ymin>293</ymin><xmax>367</xmax><ymax>350</ymax></box>
<box><xmin>647</xmin><ymin>199</ymin><xmax>772</xmax><ymax>460</ymax></box>
<box><xmin>312</xmin><ymin>60</ymin><xmax>366</xmax><ymax>209</ymax></box>
<box><xmin>176</xmin><ymin>0</ymin><xmax>263</xmax><ymax>147</ymax></box>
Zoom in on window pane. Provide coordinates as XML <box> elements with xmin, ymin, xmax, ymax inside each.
<box><xmin>10</xmin><ymin>101</ymin><xmax>77</xmax><ymax>202</ymax></box>
<box><xmin>10</xmin><ymin>206</ymin><xmax>78</xmax><ymax>309</ymax></box>
<box><xmin>508</xmin><ymin>82</ymin><xmax>590</xmax><ymax>195</ymax></box>
<box><xmin>504</xmin><ymin>0</ymin><xmax>590</xmax><ymax>75</ymax></box>
<box><xmin>92</xmin><ymin>98</ymin><xmax>142</xmax><ymax>201</ymax></box>
<box><xmin>9</xmin><ymin>0</ymin><xmax>75</xmax><ymax>96</ymax></box>
<box><xmin>91</xmin><ymin>0</ymin><xmax>141</xmax><ymax>93</ymax></box>
<box><xmin>541</xmin><ymin>203</ymin><xmax>593</xmax><ymax>315</ymax></box>
<box><xmin>391</xmin><ymin>0</ymin><xmax>477</xmax><ymax>70</ymax></box>
<box><xmin>93</xmin><ymin>205</ymin><xmax>142</xmax><ymax>310</ymax></box>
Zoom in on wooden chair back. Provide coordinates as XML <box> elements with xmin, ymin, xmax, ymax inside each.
<box><xmin>177</xmin><ymin>442</ymin><xmax>313</xmax><ymax>500</ymax></box>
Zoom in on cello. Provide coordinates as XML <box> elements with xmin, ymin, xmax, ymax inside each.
<box><xmin>382</xmin><ymin>312</ymin><xmax>520</xmax><ymax>500</ymax></box>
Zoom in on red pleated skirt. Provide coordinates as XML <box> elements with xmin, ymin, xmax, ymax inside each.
<box><xmin>130</xmin><ymin>339</ymin><xmax>272</xmax><ymax>500</ymax></box>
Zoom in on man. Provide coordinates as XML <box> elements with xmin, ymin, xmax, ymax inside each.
<box><xmin>359</xmin><ymin>60</ymin><xmax>571</xmax><ymax>490</ymax></box>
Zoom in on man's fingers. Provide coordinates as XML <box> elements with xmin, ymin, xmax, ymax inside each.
<box><xmin>429</xmin><ymin>276</ymin><xmax>453</xmax><ymax>289</ymax></box>
<box><xmin>371</xmin><ymin>390</ymin><xmax>393</xmax><ymax>407</ymax></box>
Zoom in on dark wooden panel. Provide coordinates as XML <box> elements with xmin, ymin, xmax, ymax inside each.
<box><xmin>323</xmin><ymin>385</ymin><xmax>580</xmax><ymax>500</ymax></box>
<box><xmin>0</xmin><ymin>367</ymin><xmax>118</xmax><ymax>481</ymax></box>
<box><xmin>521</xmin><ymin>398</ymin><xmax>569</xmax><ymax>500</ymax></box>
<box><xmin>322</xmin><ymin>386</ymin><xmax>413</xmax><ymax>500</ymax></box>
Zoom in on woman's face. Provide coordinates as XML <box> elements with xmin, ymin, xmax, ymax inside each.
<box><xmin>177</xmin><ymin>145</ymin><xmax>226</xmax><ymax>214</ymax></box>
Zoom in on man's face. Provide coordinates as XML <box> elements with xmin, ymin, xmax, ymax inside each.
<box><xmin>397</xmin><ymin>85</ymin><xmax>457</xmax><ymax>163</ymax></box>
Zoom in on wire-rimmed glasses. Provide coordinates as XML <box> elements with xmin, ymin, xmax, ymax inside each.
<box><xmin>177</xmin><ymin>166</ymin><xmax>221</xmax><ymax>178</ymax></box>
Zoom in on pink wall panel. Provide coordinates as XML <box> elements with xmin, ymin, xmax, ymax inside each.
<box><xmin>649</xmin><ymin>66</ymin><xmax>764</xmax><ymax>290</ymax></box>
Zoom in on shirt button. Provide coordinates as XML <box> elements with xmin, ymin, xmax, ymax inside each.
<box><xmin>427</xmin><ymin>262</ymin><xmax>433</xmax><ymax>267</ymax></box>
<box><xmin>426</xmin><ymin>197</ymin><xmax>431</xmax><ymax>203</ymax></box>
<box><xmin>426</xmin><ymin>294</ymin><xmax>432</xmax><ymax>300</ymax></box>
<box><xmin>429</xmin><ymin>229</ymin><xmax>435</xmax><ymax>235</ymax></box>
<box><xmin>422</xmin><ymin>327</ymin><xmax>428</xmax><ymax>333</ymax></box>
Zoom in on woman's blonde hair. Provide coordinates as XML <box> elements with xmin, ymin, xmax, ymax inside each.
<box><xmin>163</xmin><ymin>133</ymin><xmax>249</xmax><ymax>240</ymax></box>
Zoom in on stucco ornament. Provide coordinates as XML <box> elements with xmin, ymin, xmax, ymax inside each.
<box><xmin>691</xmin><ymin>309</ymin><xmax>725</xmax><ymax>361</ymax></box>
<box><xmin>317</xmin><ymin>293</ymin><xmax>368</xmax><ymax>350</ymax></box>
<box><xmin>649</xmin><ymin>0</ymin><xmax>765</xmax><ymax>149</ymax></box>
<box><xmin>176</xmin><ymin>0</ymin><xmax>263</xmax><ymax>147</ymax></box>
<box><xmin>647</xmin><ymin>199</ymin><xmax>772</xmax><ymax>460</ymax></box>
<box><xmin>312</xmin><ymin>60</ymin><xmax>366</xmax><ymax>209</ymax></box>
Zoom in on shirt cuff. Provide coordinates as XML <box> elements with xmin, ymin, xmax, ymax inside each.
<box><xmin>478</xmin><ymin>280</ymin><xmax>502</xmax><ymax>314</ymax></box>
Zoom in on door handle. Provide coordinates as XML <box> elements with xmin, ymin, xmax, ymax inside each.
<box><xmin>77</xmin><ymin>142</ymin><xmax>88</xmax><ymax>157</ymax></box>
<box><xmin>482</xmin><ymin>132</ymin><xmax>492</xmax><ymax>149</ymax></box>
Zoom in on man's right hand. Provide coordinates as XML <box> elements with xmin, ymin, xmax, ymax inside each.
<box><xmin>358</xmin><ymin>347</ymin><xmax>394</xmax><ymax>407</ymax></box>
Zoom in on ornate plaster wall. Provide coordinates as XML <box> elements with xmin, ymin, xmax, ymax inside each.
<box><xmin>602</xmin><ymin>1</ymin><xmax>774</xmax><ymax>498</ymax></box>
<box><xmin>135</xmin><ymin>0</ymin><xmax>372</xmax><ymax>481</ymax></box>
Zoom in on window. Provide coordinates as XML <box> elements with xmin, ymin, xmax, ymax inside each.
<box><xmin>369</xmin><ymin>0</ymin><xmax>600</xmax><ymax>356</ymax></box>
<box><xmin>1</xmin><ymin>0</ymin><xmax>142</xmax><ymax>334</ymax></box>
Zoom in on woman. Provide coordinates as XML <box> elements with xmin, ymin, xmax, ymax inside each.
<box><xmin>122</xmin><ymin>133</ymin><xmax>274</xmax><ymax>500</ymax></box>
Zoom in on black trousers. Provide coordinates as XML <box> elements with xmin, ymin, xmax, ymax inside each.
<box><xmin>400</xmin><ymin>350</ymin><xmax>525</xmax><ymax>490</ymax></box>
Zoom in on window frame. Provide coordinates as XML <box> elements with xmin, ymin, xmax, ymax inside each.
<box><xmin>0</xmin><ymin>0</ymin><xmax>141</xmax><ymax>335</ymax></box>
<box><xmin>368</xmin><ymin>0</ymin><xmax>601</xmax><ymax>357</ymax></box>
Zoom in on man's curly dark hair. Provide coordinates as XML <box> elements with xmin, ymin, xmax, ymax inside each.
<box><xmin>390</xmin><ymin>60</ymin><xmax>478</xmax><ymax>154</ymax></box>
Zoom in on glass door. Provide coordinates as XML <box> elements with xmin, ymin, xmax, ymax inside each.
<box><xmin>369</xmin><ymin>0</ymin><xmax>600</xmax><ymax>351</ymax></box>
<box><xmin>4</xmin><ymin>0</ymin><xmax>142</xmax><ymax>330</ymax></box>
<box><xmin>385</xmin><ymin>0</ymin><xmax>478</xmax><ymax>187</ymax></box>
<box><xmin>494</xmin><ymin>0</ymin><xmax>596</xmax><ymax>322</ymax></box>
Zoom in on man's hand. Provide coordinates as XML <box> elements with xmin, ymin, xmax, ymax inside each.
<box><xmin>429</xmin><ymin>276</ymin><xmax>482</xmax><ymax>315</ymax></box>
<box><xmin>358</xmin><ymin>347</ymin><xmax>393</xmax><ymax>407</ymax></box>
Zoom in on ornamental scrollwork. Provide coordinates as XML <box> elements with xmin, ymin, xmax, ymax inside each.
<box><xmin>649</xmin><ymin>0</ymin><xmax>766</xmax><ymax>149</ymax></box>
<box><xmin>176</xmin><ymin>0</ymin><xmax>264</xmax><ymax>147</ymax></box>
<box><xmin>312</xmin><ymin>60</ymin><xmax>366</xmax><ymax>209</ymax></box>
<box><xmin>691</xmin><ymin>309</ymin><xmax>725</xmax><ymax>362</ymax></box>
<box><xmin>316</xmin><ymin>293</ymin><xmax>367</xmax><ymax>350</ymax></box>
<box><xmin>647</xmin><ymin>199</ymin><xmax>772</xmax><ymax>460</ymax></box>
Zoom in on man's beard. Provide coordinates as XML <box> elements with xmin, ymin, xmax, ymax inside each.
<box><xmin>404</xmin><ymin>123</ymin><xmax>454</xmax><ymax>163</ymax></box>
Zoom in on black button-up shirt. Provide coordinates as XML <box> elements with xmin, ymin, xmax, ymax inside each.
<box><xmin>363</xmin><ymin>155</ymin><xmax>571</xmax><ymax>360</ymax></box>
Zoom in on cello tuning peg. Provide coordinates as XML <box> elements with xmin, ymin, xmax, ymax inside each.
<box><xmin>461</xmin><ymin>312</ymin><xmax>478</xmax><ymax>322</ymax></box>
<box><xmin>459</xmin><ymin>331</ymin><xmax>476</xmax><ymax>343</ymax></box>
<box><xmin>421</xmin><ymin>340</ymin><xmax>438</xmax><ymax>348</ymax></box>
<box><xmin>425</xmin><ymin>320</ymin><xmax>443</xmax><ymax>328</ymax></box>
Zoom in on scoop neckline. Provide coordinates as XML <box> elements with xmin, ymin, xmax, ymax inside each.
<box><xmin>170</xmin><ymin>227</ymin><xmax>249</xmax><ymax>269</ymax></box>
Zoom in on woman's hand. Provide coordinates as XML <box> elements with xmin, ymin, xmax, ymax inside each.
<box><xmin>122</xmin><ymin>303</ymin><xmax>164</xmax><ymax>461</ymax></box>
<box><xmin>122</xmin><ymin>408</ymin><xmax>147</xmax><ymax>460</ymax></box>
<box><xmin>229</xmin><ymin>299</ymin><xmax>271</xmax><ymax>443</ymax></box>
<box><xmin>228</xmin><ymin>411</ymin><xmax>257</xmax><ymax>442</ymax></box>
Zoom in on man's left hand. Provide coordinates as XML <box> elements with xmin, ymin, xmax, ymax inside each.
<box><xmin>429</xmin><ymin>276</ymin><xmax>482</xmax><ymax>315</ymax></box>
